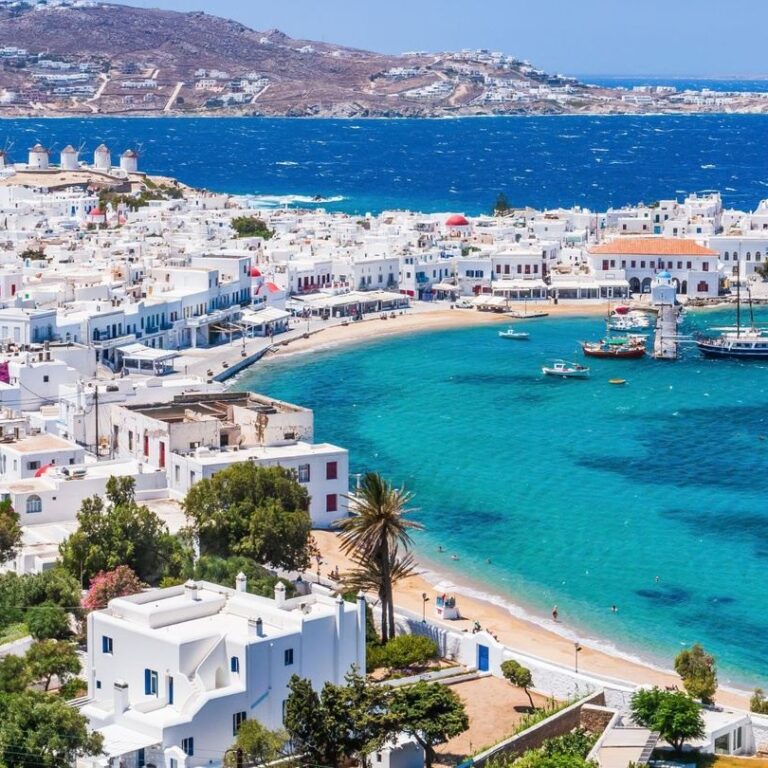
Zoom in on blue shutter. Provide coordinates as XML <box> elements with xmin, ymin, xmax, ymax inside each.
<box><xmin>102</xmin><ymin>636</ymin><xmax>108</xmax><ymax>653</ymax></box>
<box><xmin>168</xmin><ymin>676</ymin><xmax>174</xmax><ymax>705</ymax></box>
<box><xmin>144</xmin><ymin>668</ymin><xmax>151</xmax><ymax>695</ymax></box>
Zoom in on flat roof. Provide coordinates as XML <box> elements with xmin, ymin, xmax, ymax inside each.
<box><xmin>3</xmin><ymin>434</ymin><xmax>78</xmax><ymax>454</ymax></box>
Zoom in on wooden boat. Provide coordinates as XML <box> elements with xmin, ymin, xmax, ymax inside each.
<box><xmin>609</xmin><ymin>378</ymin><xmax>627</xmax><ymax>385</ymax></box>
<box><xmin>581</xmin><ymin>337</ymin><xmax>646</xmax><ymax>359</ymax></box>
<box><xmin>498</xmin><ymin>328</ymin><xmax>530</xmax><ymax>340</ymax></box>
<box><xmin>542</xmin><ymin>360</ymin><xmax>590</xmax><ymax>379</ymax></box>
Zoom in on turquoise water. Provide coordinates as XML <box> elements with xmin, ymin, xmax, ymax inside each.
<box><xmin>239</xmin><ymin>309</ymin><xmax>768</xmax><ymax>687</ymax></box>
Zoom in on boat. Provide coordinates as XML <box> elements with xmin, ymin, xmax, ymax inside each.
<box><xmin>606</xmin><ymin>311</ymin><xmax>652</xmax><ymax>332</ymax></box>
<box><xmin>542</xmin><ymin>360</ymin><xmax>590</xmax><ymax>378</ymax></box>
<box><xmin>507</xmin><ymin>310</ymin><xmax>549</xmax><ymax>319</ymax></box>
<box><xmin>609</xmin><ymin>378</ymin><xmax>627</xmax><ymax>385</ymax></box>
<box><xmin>498</xmin><ymin>328</ymin><xmax>530</xmax><ymax>340</ymax></box>
<box><xmin>581</xmin><ymin>337</ymin><xmax>646</xmax><ymax>359</ymax></box>
<box><xmin>696</xmin><ymin>276</ymin><xmax>768</xmax><ymax>359</ymax></box>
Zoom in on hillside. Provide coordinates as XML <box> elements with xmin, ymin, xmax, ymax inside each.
<box><xmin>0</xmin><ymin>1</ymin><xmax>765</xmax><ymax>117</ymax></box>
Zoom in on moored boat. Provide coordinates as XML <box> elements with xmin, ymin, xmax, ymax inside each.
<box><xmin>542</xmin><ymin>360</ymin><xmax>590</xmax><ymax>378</ymax></box>
<box><xmin>581</xmin><ymin>337</ymin><xmax>646</xmax><ymax>359</ymax></box>
<box><xmin>498</xmin><ymin>328</ymin><xmax>530</xmax><ymax>340</ymax></box>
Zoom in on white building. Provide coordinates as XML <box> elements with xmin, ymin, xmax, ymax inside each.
<box><xmin>80</xmin><ymin>579</ymin><xmax>366</xmax><ymax>768</ymax></box>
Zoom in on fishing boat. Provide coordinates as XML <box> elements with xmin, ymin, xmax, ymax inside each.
<box><xmin>498</xmin><ymin>328</ymin><xmax>530</xmax><ymax>340</ymax></box>
<box><xmin>696</xmin><ymin>276</ymin><xmax>768</xmax><ymax>359</ymax></box>
<box><xmin>542</xmin><ymin>360</ymin><xmax>590</xmax><ymax>378</ymax></box>
<box><xmin>581</xmin><ymin>337</ymin><xmax>646</xmax><ymax>359</ymax></box>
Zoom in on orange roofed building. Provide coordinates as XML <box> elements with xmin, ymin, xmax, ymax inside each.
<box><xmin>587</xmin><ymin>236</ymin><xmax>722</xmax><ymax>298</ymax></box>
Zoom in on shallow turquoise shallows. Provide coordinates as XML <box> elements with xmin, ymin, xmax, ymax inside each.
<box><xmin>239</xmin><ymin>309</ymin><xmax>768</xmax><ymax>687</ymax></box>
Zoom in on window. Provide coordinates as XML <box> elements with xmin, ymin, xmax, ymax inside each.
<box><xmin>170</xmin><ymin>759</ymin><xmax>178</xmax><ymax>768</ymax></box>
<box><xmin>326</xmin><ymin>461</ymin><xmax>338</xmax><ymax>481</ymax></box>
<box><xmin>26</xmin><ymin>495</ymin><xmax>42</xmax><ymax>514</ymax></box>
<box><xmin>102</xmin><ymin>636</ymin><xmax>113</xmax><ymax>654</ymax></box>
<box><xmin>233</xmin><ymin>711</ymin><xmax>247</xmax><ymax>735</ymax></box>
<box><xmin>138</xmin><ymin>749</ymin><xmax>145</xmax><ymax>768</ymax></box>
<box><xmin>43</xmin><ymin>375</ymin><xmax>49</xmax><ymax>383</ymax></box>
<box><xmin>297</xmin><ymin>464</ymin><xmax>310</xmax><ymax>483</ymax></box>
<box><xmin>96</xmin><ymin>680</ymin><xmax>102</xmax><ymax>689</ymax></box>
<box><xmin>168</xmin><ymin>676</ymin><xmax>174</xmax><ymax>705</ymax></box>
<box><xmin>28</xmin><ymin>461</ymin><xmax>40</xmax><ymax>471</ymax></box>
<box><xmin>181</xmin><ymin>738</ymin><xmax>194</xmax><ymax>757</ymax></box>
<box><xmin>284</xmin><ymin>648</ymin><xmax>294</xmax><ymax>666</ymax></box>
<box><xmin>326</xmin><ymin>494</ymin><xmax>338</xmax><ymax>513</ymax></box>
<box><xmin>230</xmin><ymin>656</ymin><xmax>240</xmax><ymax>673</ymax></box>
<box><xmin>128</xmin><ymin>431</ymin><xmax>133</xmax><ymax>451</ymax></box>
<box><xmin>144</xmin><ymin>669</ymin><xmax>158</xmax><ymax>696</ymax></box>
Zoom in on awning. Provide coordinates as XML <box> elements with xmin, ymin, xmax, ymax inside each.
<box><xmin>242</xmin><ymin>308</ymin><xmax>290</xmax><ymax>324</ymax></box>
<box><xmin>431</xmin><ymin>282</ymin><xmax>459</xmax><ymax>291</ymax></box>
<box><xmin>550</xmin><ymin>280</ymin><xmax>601</xmax><ymax>290</ymax></box>
<box><xmin>492</xmin><ymin>279</ymin><xmax>547</xmax><ymax>290</ymax></box>
<box><xmin>98</xmin><ymin>724</ymin><xmax>160</xmax><ymax>758</ymax></box>
<box><xmin>116</xmin><ymin>343</ymin><xmax>178</xmax><ymax>363</ymax></box>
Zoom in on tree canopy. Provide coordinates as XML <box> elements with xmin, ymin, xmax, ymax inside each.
<box><xmin>231</xmin><ymin>216</ymin><xmax>275</xmax><ymax>239</ymax></box>
<box><xmin>60</xmin><ymin>477</ymin><xmax>186</xmax><ymax>586</ymax></box>
<box><xmin>82</xmin><ymin>565</ymin><xmax>143</xmax><ymax>612</ymax></box>
<box><xmin>501</xmin><ymin>659</ymin><xmax>536</xmax><ymax>710</ymax></box>
<box><xmin>391</xmin><ymin>681</ymin><xmax>469</xmax><ymax>768</ymax></box>
<box><xmin>227</xmin><ymin>720</ymin><xmax>285</xmax><ymax>767</ymax></box>
<box><xmin>25</xmin><ymin>605</ymin><xmax>71</xmax><ymax>641</ymax></box>
<box><xmin>26</xmin><ymin>640</ymin><xmax>81</xmax><ymax>692</ymax></box>
<box><xmin>183</xmin><ymin>463</ymin><xmax>312</xmax><ymax>571</ymax></box>
<box><xmin>674</xmin><ymin>644</ymin><xmax>717</xmax><ymax>704</ymax></box>
<box><xmin>0</xmin><ymin>498</ymin><xmax>22</xmax><ymax>564</ymax></box>
<box><xmin>630</xmin><ymin>687</ymin><xmax>705</xmax><ymax>753</ymax></box>
<box><xmin>0</xmin><ymin>690</ymin><xmax>103</xmax><ymax>768</ymax></box>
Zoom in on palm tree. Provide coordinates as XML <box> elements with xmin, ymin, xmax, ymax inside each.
<box><xmin>336</xmin><ymin>472</ymin><xmax>423</xmax><ymax>641</ymax></box>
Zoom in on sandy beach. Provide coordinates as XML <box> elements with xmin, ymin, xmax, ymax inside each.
<box><xmin>312</xmin><ymin>530</ymin><xmax>750</xmax><ymax>710</ymax></box>
<box><xmin>268</xmin><ymin>301</ymin><xmax>609</xmax><ymax>359</ymax></box>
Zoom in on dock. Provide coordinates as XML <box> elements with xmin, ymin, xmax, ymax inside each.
<box><xmin>652</xmin><ymin>304</ymin><xmax>679</xmax><ymax>360</ymax></box>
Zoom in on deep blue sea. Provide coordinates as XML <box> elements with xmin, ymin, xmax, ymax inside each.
<box><xmin>239</xmin><ymin>309</ymin><xmax>768</xmax><ymax>688</ymax></box>
<box><xmin>579</xmin><ymin>76</ymin><xmax>768</xmax><ymax>93</ymax></box>
<box><xmin>5</xmin><ymin>113</ymin><xmax>768</xmax><ymax>214</ymax></box>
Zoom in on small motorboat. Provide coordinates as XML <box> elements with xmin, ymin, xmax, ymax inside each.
<box><xmin>498</xmin><ymin>328</ymin><xmax>530</xmax><ymax>340</ymax></box>
<box><xmin>542</xmin><ymin>360</ymin><xmax>590</xmax><ymax>378</ymax></box>
<box><xmin>581</xmin><ymin>337</ymin><xmax>646</xmax><ymax>359</ymax></box>
<box><xmin>609</xmin><ymin>378</ymin><xmax>627</xmax><ymax>385</ymax></box>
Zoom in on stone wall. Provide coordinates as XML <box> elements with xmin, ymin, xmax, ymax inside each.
<box><xmin>579</xmin><ymin>704</ymin><xmax>616</xmax><ymax>734</ymax></box>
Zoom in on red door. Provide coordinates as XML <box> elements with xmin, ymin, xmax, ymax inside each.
<box><xmin>159</xmin><ymin>441</ymin><xmax>166</xmax><ymax>469</ymax></box>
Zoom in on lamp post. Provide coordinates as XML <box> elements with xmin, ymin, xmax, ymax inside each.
<box><xmin>421</xmin><ymin>592</ymin><xmax>430</xmax><ymax>623</ymax></box>
<box><xmin>574</xmin><ymin>642</ymin><xmax>582</xmax><ymax>673</ymax></box>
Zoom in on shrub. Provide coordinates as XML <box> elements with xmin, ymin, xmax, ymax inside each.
<box><xmin>380</xmin><ymin>634</ymin><xmax>439</xmax><ymax>670</ymax></box>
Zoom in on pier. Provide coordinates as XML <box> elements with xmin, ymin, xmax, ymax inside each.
<box><xmin>652</xmin><ymin>303</ymin><xmax>679</xmax><ymax>360</ymax></box>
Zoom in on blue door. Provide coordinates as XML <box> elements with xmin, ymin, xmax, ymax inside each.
<box><xmin>478</xmin><ymin>644</ymin><xmax>489</xmax><ymax>672</ymax></box>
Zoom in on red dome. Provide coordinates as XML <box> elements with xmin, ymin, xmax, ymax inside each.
<box><xmin>89</xmin><ymin>208</ymin><xmax>104</xmax><ymax>216</ymax></box>
<box><xmin>250</xmin><ymin>267</ymin><xmax>262</xmax><ymax>277</ymax></box>
<box><xmin>445</xmin><ymin>214</ymin><xmax>469</xmax><ymax>227</ymax></box>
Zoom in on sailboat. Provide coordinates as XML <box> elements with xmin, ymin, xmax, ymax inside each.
<box><xmin>696</xmin><ymin>265</ymin><xmax>768</xmax><ymax>359</ymax></box>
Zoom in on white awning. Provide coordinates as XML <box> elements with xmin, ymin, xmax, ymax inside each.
<box><xmin>550</xmin><ymin>280</ymin><xmax>601</xmax><ymax>290</ymax></box>
<box><xmin>98</xmin><ymin>724</ymin><xmax>160</xmax><ymax>758</ymax></box>
<box><xmin>241</xmin><ymin>308</ymin><xmax>290</xmax><ymax>324</ymax></box>
<box><xmin>116</xmin><ymin>343</ymin><xmax>178</xmax><ymax>362</ymax></box>
<box><xmin>492</xmin><ymin>279</ymin><xmax>547</xmax><ymax>290</ymax></box>
<box><xmin>431</xmin><ymin>282</ymin><xmax>459</xmax><ymax>291</ymax></box>
<box><xmin>472</xmin><ymin>295</ymin><xmax>507</xmax><ymax>306</ymax></box>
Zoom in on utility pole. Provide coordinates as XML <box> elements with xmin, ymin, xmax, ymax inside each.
<box><xmin>94</xmin><ymin>384</ymin><xmax>99</xmax><ymax>456</ymax></box>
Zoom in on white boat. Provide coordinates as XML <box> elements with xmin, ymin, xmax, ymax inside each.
<box><xmin>606</xmin><ymin>311</ymin><xmax>651</xmax><ymax>332</ymax></box>
<box><xmin>498</xmin><ymin>328</ymin><xmax>530</xmax><ymax>340</ymax></box>
<box><xmin>542</xmin><ymin>360</ymin><xmax>590</xmax><ymax>378</ymax></box>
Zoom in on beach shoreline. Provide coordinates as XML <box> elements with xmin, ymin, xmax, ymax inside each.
<box><xmin>311</xmin><ymin>529</ymin><xmax>751</xmax><ymax>710</ymax></box>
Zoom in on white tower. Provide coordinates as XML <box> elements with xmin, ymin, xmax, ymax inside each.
<box><xmin>651</xmin><ymin>270</ymin><xmax>677</xmax><ymax>307</ymax></box>
<box><xmin>28</xmin><ymin>143</ymin><xmax>49</xmax><ymax>170</ymax></box>
<box><xmin>93</xmin><ymin>143</ymin><xmax>111</xmax><ymax>171</ymax></box>
<box><xmin>0</xmin><ymin>150</ymin><xmax>6</xmax><ymax>171</ymax></box>
<box><xmin>60</xmin><ymin>145</ymin><xmax>79</xmax><ymax>171</ymax></box>
<box><xmin>119</xmin><ymin>149</ymin><xmax>138</xmax><ymax>174</ymax></box>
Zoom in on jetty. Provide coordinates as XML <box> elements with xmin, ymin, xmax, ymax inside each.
<box><xmin>652</xmin><ymin>303</ymin><xmax>679</xmax><ymax>360</ymax></box>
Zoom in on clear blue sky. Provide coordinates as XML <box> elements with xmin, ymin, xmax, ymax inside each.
<box><xmin>120</xmin><ymin>0</ymin><xmax>768</xmax><ymax>77</ymax></box>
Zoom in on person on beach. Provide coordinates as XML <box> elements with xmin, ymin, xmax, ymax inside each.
<box><xmin>552</xmin><ymin>605</ymin><xmax>558</xmax><ymax>622</ymax></box>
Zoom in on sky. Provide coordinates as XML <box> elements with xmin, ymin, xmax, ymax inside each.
<box><xmin>119</xmin><ymin>0</ymin><xmax>768</xmax><ymax>78</ymax></box>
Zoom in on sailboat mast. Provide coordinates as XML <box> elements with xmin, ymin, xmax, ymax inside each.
<box><xmin>736</xmin><ymin>259</ymin><xmax>741</xmax><ymax>338</ymax></box>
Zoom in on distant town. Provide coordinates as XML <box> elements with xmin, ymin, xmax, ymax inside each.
<box><xmin>0</xmin><ymin>0</ymin><xmax>768</xmax><ymax>116</ymax></box>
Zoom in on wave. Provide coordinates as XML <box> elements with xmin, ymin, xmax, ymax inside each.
<box><xmin>247</xmin><ymin>194</ymin><xmax>346</xmax><ymax>207</ymax></box>
<box><xmin>275</xmin><ymin>161</ymin><xmax>300</xmax><ymax>166</ymax></box>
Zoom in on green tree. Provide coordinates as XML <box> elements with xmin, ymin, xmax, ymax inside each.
<box><xmin>380</xmin><ymin>634</ymin><xmax>439</xmax><ymax>671</ymax></box>
<box><xmin>285</xmin><ymin>670</ymin><xmax>397</xmax><ymax>766</ymax></box>
<box><xmin>192</xmin><ymin>555</ymin><xmax>293</xmax><ymax>598</ymax></box>
<box><xmin>392</xmin><ymin>681</ymin><xmax>469</xmax><ymax>768</ymax></box>
<box><xmin>674</xmin><ymin>644</ymin><xmax>717</xmax><ymax>704</ymax></box>
<box><xmin>25</xmin><ymin>604</ymin><xmax>70</xmax><ymax>641</ymax></box>
<box><xmin>0</xmin><ymin>655</ymin><xmax>30</xmax><ymax>694</ymax></box>
<box><xmin>231</xmin><ymin>216</ymin><xmax>274</xmax><ymax>239</ymax></box>
<box><xmin>630</xmin><ymin>687</ymin><xmax>705</xmax><ymax>754</ymax></box>
<box><xmin>26</xmin><ymin>640</ymin><xmax>81</xmax><ymax>692</ymax></box>
<box><xmin>0</xmin><ymin>690</ymin><xmax>103</xmax><ymax>768</ymax></box>
<box><xmin>501</xmin><ymin>659</ymin><xmax>536</xmax><ymax>710</ymax></box>
<box><xmin>184</xmin><ymin>463</ymin><xmax>312</xmax><ymax>571</ymax></box>
<box><xmin>493</xmin><ymin>192</ymin><xmax>511</xmax><ymax>216</ymax></box>
<box><xmin>0</xmin><ymin>498</ymin><xmax>22</xmax><ymax>564</ymax></box>
<box><xmin>226</xmin><ymin>720</ymin><xmax>285</xmax><ymax>766</ymax></box>
<box><xmin>751</xmin><ymin>688</ymin><xmax>768</xmax><ymax>715</ymax></box>
<box><xmin>336</xmin><ymin>472</ymin><xmax>423</xmax><ymax>641</ymax></box>
<box><xmin>60</xmin><ymin>477</ymin><xmax>184</xmax><ymax>586</ymax></box>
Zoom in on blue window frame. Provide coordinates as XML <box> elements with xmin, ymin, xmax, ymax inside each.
<box><xmin>102</xmin><ymin>636</ymin><xmax>113</xmax><ymax>654</ymax></box>
<box><xmin>168</xmin><ymin>676</ymin><xmax>174</xmax><ymax>705</ymax></box>
<box><xmin>144</xmin><ymin>669</ymin><xmax>158</xmax><ymax>696</ymax></box>
<box><xmin>284</xmin><ymin>648</ymin><xmax>294</xmax><ymax>666</ymax></box>
<box><xmin>230</xmin><ymin>656</ymin><xmax>240</xmax><ymax>673</ymax></box>
<box><xmin>182</xmin><ymin>737</ymin><xmax>194</xmax><ymax>757</ymax></box>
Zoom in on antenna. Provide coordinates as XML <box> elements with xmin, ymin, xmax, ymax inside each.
<box><xmin>77</xmin><ymin>140</ymin><xmax>87</xmax><ymax>155</ymax></box>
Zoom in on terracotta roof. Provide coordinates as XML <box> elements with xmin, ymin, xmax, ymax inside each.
<box><xmin>590</xmin><ymin>238</ymin><xmax>717</xmax><ymax>257</ymax></box>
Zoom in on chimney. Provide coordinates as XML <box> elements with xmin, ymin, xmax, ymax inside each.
<box><xmin>274</xmin><ymin>581</ymin><xmax>286</xmax><ymax>606</ymax></box>
<box><xmin>113</xmin><ymin>679</ymin><xmax>129</xmax><ymax>716</ymax></box>
<box><xmin>235</xmin><ymin>572</ymin><xmax>247</xmax><ymax>592</ymax></box>
<box><xmin>248</xmin><ymin>617</ymin><xmax>264</xmax><ymax>637</ymax></box>
<box><xmin>184</xmin><ymin>580</ymin><xmax>200</xmax><ymax>601</ymax></box>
